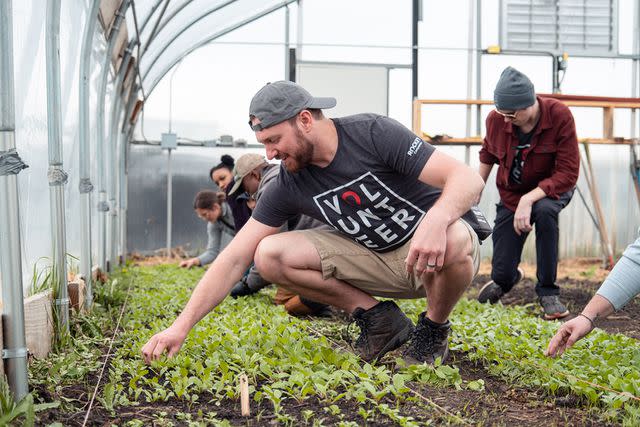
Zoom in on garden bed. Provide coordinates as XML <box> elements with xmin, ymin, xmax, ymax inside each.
<box><xmin>25</xmin><ymin>262</ymin><xmax>640</xmax><ymax>426</ymax></box>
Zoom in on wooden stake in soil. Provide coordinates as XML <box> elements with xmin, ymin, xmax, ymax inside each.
<box><xmin>239</xmin><ymin>373</ymin><xmax>250</xmax><ymax>416</ymax></box>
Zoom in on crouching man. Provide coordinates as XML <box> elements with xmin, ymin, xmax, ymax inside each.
<box><xmin>142</xmin><ymin>81</ymin><xmax>490</xmax><ymax>365</ymax></box>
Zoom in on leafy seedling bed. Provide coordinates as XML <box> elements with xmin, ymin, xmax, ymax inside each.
<box><xmin>28</xmin><ymin>264</ymin><xmax>640</xmax><ymax>426</ymax></box>
<box><xmin>470</xmin><ymin>274</ymin><xmax>640</xmax><ymax>338</ymax></box>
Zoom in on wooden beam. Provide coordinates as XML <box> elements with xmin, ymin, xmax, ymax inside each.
<box><xmin>412</xmin><ymin>99</ymin><xmax>422</xmax><ymax>136</ymax></box>
<box><xmin>24</xmin><ymin>290</ymin><xmax>54</xmax><ymax>359</ymax></box>
<box><xmin>603</xmin><ymin>107</ymin><xmax>614</xmax><ymax>140</ymax></box>
<box><xmin>581</xmin><ymin>144</ymin><xmax>615</xmax><ymax>269</ymax></box>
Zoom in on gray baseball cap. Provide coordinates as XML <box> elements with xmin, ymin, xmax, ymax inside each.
<box><xmin>249</xmin><ymin>81</ymin><xmax>336</xmax><ymax>131</ymax></box>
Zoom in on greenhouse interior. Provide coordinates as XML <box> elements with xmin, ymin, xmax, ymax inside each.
<box><xmin>1</xmin><ymin>0</ymin><xmax>640</xmax><ymax>425</ymax></box>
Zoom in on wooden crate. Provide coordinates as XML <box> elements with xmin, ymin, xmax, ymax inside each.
<box><xmin>68</xmin><ymin>279</ymin><xmax>86</xmax><ymax>313</ymax></box>
<box><xmin>23</xmin><ymin>290</ymin><xmax>53</xmax><ymax>359</ymax></box>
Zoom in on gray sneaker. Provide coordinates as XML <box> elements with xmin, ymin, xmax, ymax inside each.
<box><xmin>539</xmin><ymin>295</ymin><xmax>570</xmax><ymax>320</ymax></box>
<box><xmin>477</xmin><ymin>267</ymin><xmax>524</xmax><ymax>304</ymax></box>
<box><xmin>351</xmin><ymin>301</ymin><xmax>414</xmax><ymax>363</ymax></box>
<box><xmin>402</xmin><ymin>312</ymin><xmax>451</xmax><ymax>365</ymax></box>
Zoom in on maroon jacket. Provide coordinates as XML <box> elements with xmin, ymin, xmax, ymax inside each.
<box><xmin>479</xmin><ymin>96</ymin><xmax>579</xmax><ymax>212</ymax></box>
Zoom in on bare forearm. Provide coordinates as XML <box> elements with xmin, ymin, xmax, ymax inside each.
<box><xmin>429</xmin><ymin>165</ymin><xmax>484</xmax><ymax>225</ymax></box>
<box><xmin>581</xmin><ymin>294</ymin><xmax>615</xmax><ymax>321</ymax></box>
<box><xmin>520</xmin><ymin>186</ymin><xmax>547</xmax><ymax>205</ymax></box>
<box><xmin>172</xmin><ymin>252</ymin><xmax>250</xmax><ymax>332</ymax></box>
<box><xmin>478</xmin><ymin>162</ymin><xmax>494</xmax><ymax>183</ymax></box>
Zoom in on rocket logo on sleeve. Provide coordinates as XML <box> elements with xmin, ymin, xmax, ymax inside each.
<box><xmin>313</xmin><ymin>172</ymin><xmax>425</xmax><ymax>251</ymax></box>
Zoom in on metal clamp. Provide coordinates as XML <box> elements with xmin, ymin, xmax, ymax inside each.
<box><xmin>54</xmin><ymin>297</ymin><xmax>70</xmax><ymax>307</ymax></box>
<box><xmin>0</xmin><ymin>140</ymin><xmax>29</xmax><ymax>176</ymax></box>
<box><xmin>47</xmin><ymin>166</ymin><xmax>69</xmax><ymax>186</ymax></box>
<box><xmin>79</xmin><ymin>177</ymin><xmax>94</xmax><ymax>193</ymax></box>
<box><xmin>97</xmin><ymin>201</ymin><xmax>110</xmax><ymax>212</ymax></box>
<box><xmin>2</xmin><ymin>347</ymin><xmax>28</xmax><ymax>360</ymax></box>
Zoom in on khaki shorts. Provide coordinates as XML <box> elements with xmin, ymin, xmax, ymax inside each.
<box><xmin>300</xmin><ymin>219</ymin><xmax>480</xmax><ymax>299</ymax></box>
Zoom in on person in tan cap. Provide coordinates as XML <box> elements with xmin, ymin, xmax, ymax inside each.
<box><xmin>228</xmin><ymin>153</ymin><xmax>332</xmax><ymax>317</ymax></box>
<box><xmin>143</xmin><ymin>81</ymin><xmax>490</xmax><ymax>366</ymax></box>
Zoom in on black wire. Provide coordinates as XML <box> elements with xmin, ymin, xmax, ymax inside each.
<box><xmin>576</xmin><ymin>185</ymin><xmax>600</xmax><ymax>229</ymax></box>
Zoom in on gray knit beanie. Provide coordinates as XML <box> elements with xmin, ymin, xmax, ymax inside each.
<box><xmin>493</xmin><ymin>66</ymin><xmax>535</xmax><ymax>111</ymax></box>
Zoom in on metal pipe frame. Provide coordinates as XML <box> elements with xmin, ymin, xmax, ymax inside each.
<box><xmin>166</xmin><ymin>147</ymin><xmax>173</xmax><ymax>257</ymax></box>
<box><xmin>0</xmin><ymin>0</ymin><xmax>29</xmax><ymax>401</ymax></box>
<box><xmin>137</xmin><ymin>0</ymin><xmax>297</xmax><ymax>115</ymax></box>
<box><xmin>140</xmin><ymin>0</ymin><xmax>170</xmax><ymax>56</ymax></box>
<box><xmin>107</xmin><ymin>50</ymin><xmax>134</xmax><ymax>267</ymax></box>
<box><xmin>464</xmin><ymin>0</ymin><xmax>474</xmax><ymax>165</ymax></box>
<box><xmin>118</xmin><ymin>84</ymin><xmax>138</xmax><ymax>262</ymax></box>
<box><xmin>475</xmin><ymin>0</ymin><xmax>483</xmax><ymax>137</ymax></box>
<box><xmin>46</xmin><ymin>0</ymin><xmax>69</xmax><ymax>331</ymax></box>
<box><xmin>79</xmin><ymin>0</ymin><xmax>100</xmax><ymax>307</ymax></box>
<box><xmin>140</xmin><ymin>0</ymin><xmax>239</xmax><ymax>83</ymax></box>
<box><xmin>97</xmin><ymin>0</ymin><xmax>130</xmax><ymax>271</ymax></box>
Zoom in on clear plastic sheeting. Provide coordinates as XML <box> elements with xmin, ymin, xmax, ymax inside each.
<box><xmin>10</xmin><ymin>1</ymin><xmax>106</xmax><ymax>289</ymax></box>
<box><xmin>135</xmin><ymin>0</ymin><xmax>296</xmax><ymax>93</ymax></box>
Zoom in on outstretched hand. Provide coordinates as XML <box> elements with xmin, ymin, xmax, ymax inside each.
<box><xmin>141</xmin><ymin>326</ymin><xmax>188</xmax><ymax>364</ymax></box>
<box><xmin>513</xmin><ymin>198</ymin><xmax>533</xmax><ymax>236</ymax></box>
<box><xmin>405</xmin><ymin>213</ymin><xmax>449</xmax><ymax>277</ymax></box>
<box><xmin>180</xmin><ymin>258</ymin><xmax>200</xmax><ymax>269</ymax></box>
<box><xmin>545</xmin><ymin>315</ymin><xmax>593</xmax><ymax>358</ymax></box>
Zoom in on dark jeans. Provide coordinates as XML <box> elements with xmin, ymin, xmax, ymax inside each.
<box><xmin>491</xmin><ymin>190</ymin><xmax>574</xmax><ymax>297</ymax></box>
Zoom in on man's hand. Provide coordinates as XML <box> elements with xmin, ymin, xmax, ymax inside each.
<box><xmin>545</xmin><ymin>315</ymin><xmax>593</xmax><ymax>358</ymax></box>
<box><xmin>405</xmin><ymin>209</ymin><xmax>450</xmax><ymax>276</ymax></box>
<box><xmin>513</xmin><ymin>196</ymin><xmax>533</xmax><ymax>235</ymax></box>
<box><xmin>179</xmin><ymin>258</ymin><xmax>201</xmax><ymax>269</ymax></box>
<box><xmin>141</xmin><ymin>325</ymin><xmax>188</xmax><ymax>364</ymax></box>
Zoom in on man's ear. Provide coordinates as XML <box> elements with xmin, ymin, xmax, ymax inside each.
<box><xmin>298</xmin><ymin>110</ymin><xmax>314</xmax><ymax>131</ymax></box>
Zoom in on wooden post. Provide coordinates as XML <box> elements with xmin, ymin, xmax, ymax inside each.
<box><xmin>603</xmin><ymin>106</ymin><xmax>614</xmax><ymax>140</ymax></box>
<box><xmin>581</xmin><ymin>143</ymin><xmax>615</xmax><ymax>268</ymax></box>
<box><xmin>23</xmin><ymin>290</ymin><xmax>54</xmax><ymax>359</ymax></box>
<box><xmin>412</xmin><ymin>99</ymin><xmax>422</xmax><ymax>136</ymax></box>
<box><xmin>239</xmin><ymin>373</ymin><xmax>249</xmax><ymax>416</ymax></box>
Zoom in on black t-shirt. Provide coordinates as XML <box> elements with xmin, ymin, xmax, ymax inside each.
<box><xmin>253</xmin><ymin>114</ymin><xmax>489</xmax><ymax>252</ymax></box>
<box><xmin>509</xmin><ymin>124</ymin><xmax>537</xmax><ymax>184</ymax></box>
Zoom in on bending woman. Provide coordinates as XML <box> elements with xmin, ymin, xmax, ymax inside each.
<box><xmin>209</xmin><ymin>154</ymin><xmax>251</xmax><ymax>231</ymax></box>
<box><xmin>546</xmin><ymin>234</ymin><xmax>640</xmax><ymax>357</ymax></box>
<box><xmin>180</xmin><ymin>190</ymin><xmax>236</xmax><ymax>269</ymax></box>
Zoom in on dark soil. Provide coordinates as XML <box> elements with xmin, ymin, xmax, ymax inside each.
<box><xmin>34</xmin><ymin>274</ymin><xmax>634</xmax><ymax>426</ymax></box>
<box><xmin>469</xmin><ymin>274</ymin><xmax>640</xmax><ymax>339</ymax></box>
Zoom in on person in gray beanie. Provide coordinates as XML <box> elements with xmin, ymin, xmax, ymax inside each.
<box><xmin>477</xmin><ymin>66</ymin><xmax>580</xmax><ymax>320</ymax></box>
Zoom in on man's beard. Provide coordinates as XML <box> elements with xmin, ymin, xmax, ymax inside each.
<box><xmin>282</xmin><ymin>128</ymin><xmax>314</xmax><ymax>173</ymax></box>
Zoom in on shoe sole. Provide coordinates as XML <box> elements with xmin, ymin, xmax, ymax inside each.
<box><xmin>403</xmin><ymin>346</ymin><xmax>450</xmax><ymax>366</ymax></box>
<box><xmin>478</xmin><ymin>268</ymin><xmax>524</xmax><ymax>304</ymax></box>
<box><xmin>370</xmin><ymin>322</ymin><xmax>414</xmax><ymax>364</ymax></box>
<box><xmin>544</xmin><ymin>310</ymin><xmax>570</xmax><ymax>320</ymax></box>
<box><xmin>477</xmin><ymin>281</ymin><xmax>502</xmax><ymax>304</ymax></box>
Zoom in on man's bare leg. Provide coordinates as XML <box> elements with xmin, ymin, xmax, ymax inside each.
<box><xmin>255</xmin><ymin>232</ymin><xmax>414</xmax><ymax>362</ymax></box>
<box><xmin>422</xmin><ymin>220</ymin><xmax>475</xmax><ymax>323</ymax></box>
<box><xmin>403</xmin><ymin>220</ymin><xmax>475</xmax><ymax>364</ymax></box>
<box><xmin>254</xmin><ymin>232</ymin><xmax>378</xmax><ymax>313</ymax></box>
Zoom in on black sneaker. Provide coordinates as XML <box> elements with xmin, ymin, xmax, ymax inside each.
<box><xmin>299</xmin><ymin>296</ymin><xmax>333</xmax><ymax>317</ymax></box>
<box><xmin>229</xmin><ymin>279</ymin><xmax>260</xmax><ymax>299</ymax></box>
<box><xmin>351</xmin><ymin>301</ymin><xmax>414</xmax><ymax>363</ymax></box>
<box><xmin>402</xmin><ymin>313</ymin><xmax>451</xmax><ymax>365</ymax></box>
<box><xmin>477</xmin><ymin>267</ymin><xmax>524</xmax><ymax>304</ymax></box>
<box><xmin>539</xmin><ymin>295</ymin><xmax>570</xmax><ymax>320</ymax></box>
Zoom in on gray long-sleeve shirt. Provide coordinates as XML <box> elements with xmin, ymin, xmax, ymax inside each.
<box><xmin>196</xmin><ymin>203</ymin><xmax>236</xmax><ymax>266</ymax></box>
<box><xmin>597</xmin><ymin>234</ymin><xmax>640</xmax><ymax>310</ymax></box>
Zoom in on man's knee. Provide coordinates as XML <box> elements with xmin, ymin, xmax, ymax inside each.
<box><xmin>532</xmin><ymin>198</ymin><xmax>559</xmax><ymax>219</ymax></box>
<box><xmin>254</xmin><ymin>236</ymin><xmax>283</xmax><ymax>281</ymax></box>
<box><xmin>444</xmin><ymin>221</ymin><xmax>474</xmax><ymax>266</ymax></box>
